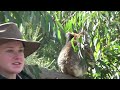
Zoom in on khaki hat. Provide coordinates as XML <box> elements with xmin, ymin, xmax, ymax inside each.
<box><xmin>0</xmin><ymin>22</ymin><xmax>40</xmax><ymax>58</ymax></box>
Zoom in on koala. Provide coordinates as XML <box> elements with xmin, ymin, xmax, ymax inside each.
<box><xmin>57</xmin><ymin>31</ymin><xmax>94</xmax><ymax>78</ymax></box>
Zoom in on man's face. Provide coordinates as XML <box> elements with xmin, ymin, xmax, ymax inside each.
<box><xmin>0</xmin><ymin>40</ymin><xmax>25</xmax><ymax>75</ymax></box>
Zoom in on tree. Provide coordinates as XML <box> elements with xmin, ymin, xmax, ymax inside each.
<box><xmin>0</xmin><ymin>11</ymin><xmax>120</xmax><ymax>79</ymax></box>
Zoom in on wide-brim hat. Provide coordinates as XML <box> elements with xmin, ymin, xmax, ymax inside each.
<box><xmin>0</xmin><ymin>22</ymin><xmax>40</xmax><ymax>58</ymax></box>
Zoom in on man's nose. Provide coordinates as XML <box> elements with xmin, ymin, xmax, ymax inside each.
<box><xmin>13</xmin><ymin>51</ymin><xmax>21</xmax><ymax>59</ymax></box>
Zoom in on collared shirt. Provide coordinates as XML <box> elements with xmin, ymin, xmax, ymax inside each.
<box><xmin>0</xmin><ymin>71</ymin><xmax>32</xmax><ymax>79</ymax></box>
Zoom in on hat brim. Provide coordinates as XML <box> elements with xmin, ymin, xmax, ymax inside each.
<box><xmin>0</xmin><ymin>38</ymin><xmax>40</xmax><ymax>58</ymax></box>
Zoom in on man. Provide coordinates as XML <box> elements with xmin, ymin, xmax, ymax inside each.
<box><xmin>0</xmin><ymin>22</ymin><xmax>40</xmax><ymax>79</ymax></box>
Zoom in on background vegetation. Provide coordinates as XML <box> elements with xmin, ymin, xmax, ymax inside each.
<box><xmin>0</xmin><ymin>11</ymin><xmax>120</xmax><ymax>79</ymax></box>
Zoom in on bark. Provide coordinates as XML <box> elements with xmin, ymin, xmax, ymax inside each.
<box><xmin>24</xmin><ymin>65</ymin><xmax>79</xmax><ymax>79</ymax></box>
<box><xmin>39</xmin><ymin>67</ymin><xmax>79</xmax><ymax>79</ymax></box>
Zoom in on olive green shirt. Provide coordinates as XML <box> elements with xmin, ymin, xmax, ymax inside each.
<box><xmin>0</xmin><ymin>71</ymin><xmax>32</xmax><ymax>79</ymax></box>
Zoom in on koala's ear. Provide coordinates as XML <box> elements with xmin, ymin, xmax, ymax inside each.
<box><xmin>65</xmin><ymin>32</ymin><xmax>71</xmax><ymax>37</ymax></box>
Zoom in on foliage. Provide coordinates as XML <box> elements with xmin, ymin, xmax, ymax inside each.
<box><xmin>0</xmin><ymin>11</ymin><xmax>120</xmax><ymax>79</ymax></box>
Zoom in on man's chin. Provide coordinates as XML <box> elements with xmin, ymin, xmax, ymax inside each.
<box><xmin>9</xmin><ymin>69</ymin><xmax>23</xmax><ymax>74</ymax></box>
